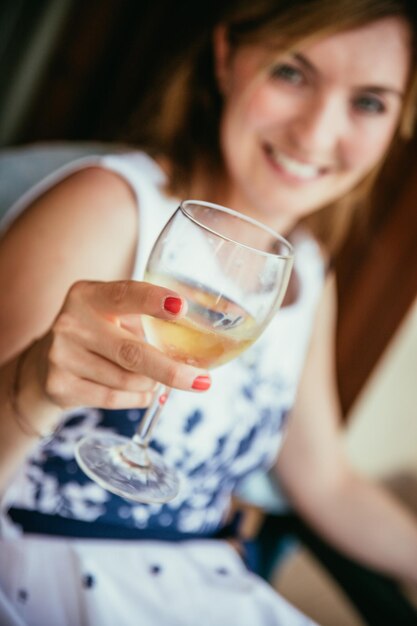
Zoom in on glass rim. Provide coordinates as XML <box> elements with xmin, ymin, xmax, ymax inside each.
<box><xmin>180</xmin><ymin>199</ymin><xmax>294</xmax><ymax>260</ymax></box>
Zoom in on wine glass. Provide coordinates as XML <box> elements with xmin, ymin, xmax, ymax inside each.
<box><xmin>75</xmin><ymin>200</ymin><xmax>293</xmax><ymax>503</ymax></box>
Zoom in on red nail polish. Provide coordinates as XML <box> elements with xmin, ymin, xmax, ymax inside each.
<box><xmin>192</xmin><ymin>375</ymin><xmax>211</xmax><ymax>391</ymax></box>
<box><xmin>163</xmin><ymin>296</ymin><xmax>182</xmax><ymax>315</ymax></box>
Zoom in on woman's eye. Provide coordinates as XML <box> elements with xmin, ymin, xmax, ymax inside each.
<box><xmin>271</xmin><ymin>63</ymin><xmax>304</xmax><ymax>85</ymax></box>
<box><xmin>353</xmin><ymin>95</ymin><xmax>386</xmax><ymax>114</ymax></box>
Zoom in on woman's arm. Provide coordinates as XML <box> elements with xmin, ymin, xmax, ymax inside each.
<box><xmin>0</xmin><ymin>166</ymin><xmax>208</xmax><ymax>493</ymax></box>
<box><xmin>0</xmin><ymin>166</ymin><xmax>139</xmax><ymax>361</ymax></box>
<box><xmin>275</xmin><ymin>274</ymin><xmax>417</xmax><ymax>586</ymax></box>
<box><xmin>0</xmin><ymin>166</ymin><xmax>137</xmax><ymax>489</ymax></box>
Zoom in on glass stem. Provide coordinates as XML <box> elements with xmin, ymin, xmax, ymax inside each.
<box><xmin>133</xmin><ymin>384</ymin><xmax>171</xmax><ymax>446</ymax></box>
<box><xmin>119</xmin><ymin>385</ymin><xmax>171</xmax><ymax>469</ymax></box>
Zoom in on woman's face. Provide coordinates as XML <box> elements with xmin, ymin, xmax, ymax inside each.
<box><xmin>215</xmin><ymin>17</ymin><xmax>411</xmax><ymax>230</ymax></box>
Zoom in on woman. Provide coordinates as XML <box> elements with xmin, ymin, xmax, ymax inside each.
<box><xmin>0</xmin><ymin>0</ymin><xmax>417</xmax><ymax>624</ymax></box>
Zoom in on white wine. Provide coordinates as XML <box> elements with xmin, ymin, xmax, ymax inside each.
<box><xmin>143</xmin><ymin>274</ymin><xmax>260</xmax><ymax>369</ymax></box>
<box><xmin>143</xmin><ymin>315</ymin><xmax>255</xmax><ymax>369</ymax></box>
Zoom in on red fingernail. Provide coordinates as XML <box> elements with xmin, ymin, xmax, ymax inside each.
<box><xmin>192</xmin><ymin>375</ymin><xmax>211</xmax><ymax>391</ymax></box>
<box><xmin>159</xmin><ymin>393</ymin><xmax>168</xmax><ymax>405</ymax></box>
<box><xmin>163</xmin><ymin>296</ymin><xmax>182</xmax><ymax>315</ymax></box>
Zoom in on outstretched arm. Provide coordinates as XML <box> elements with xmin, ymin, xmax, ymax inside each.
<box><xmin>0</xmin><ymin>167</ymin><xmax>208</xmax><ymax>494</ymax></box>
<box><xmin>275</xmin><ymin>274</ymin><xmax>417</xmax><ymax>586</ymax></box>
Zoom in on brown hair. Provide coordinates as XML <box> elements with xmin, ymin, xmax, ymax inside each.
<box><xmin>128</xmin><ymin>0</ymin><xmax>417</xmax><ymax>255</ymax></box>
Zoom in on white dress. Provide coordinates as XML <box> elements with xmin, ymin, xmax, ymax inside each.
<box><xmin>0</xmin><ymin>151</ymin><xmax>323</xmax><ymax>626</ymax></box>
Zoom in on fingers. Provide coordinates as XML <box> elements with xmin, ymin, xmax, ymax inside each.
<box><xmin>86</xmin><ymin>318</ymin><xmax>210</xmax><ymax>391</ymax></box>
<box><xmin>49</xmin><ymin>303</ymin><xmax>211</xmax><ymax>399</ymax></box>
<box><xmin>73</xmin><ymin>280</ymin><xmax>187</xmax><ymax>319</ymax></box>
<box><xmin>57</xmin><ymin>341</ymin><xmax>158</xmax><ymax>393</ymax></box>
<box><xmin>43</xmin><ymin>279</ymin><xmax>211</xmax><ymax>413</ymax></box>
<box><xmin>46</xmin><ymin>370</ymin><xmax>155</xmax><ymax>409</ymax></box>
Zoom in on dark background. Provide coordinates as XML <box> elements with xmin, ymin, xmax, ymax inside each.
<box><xmin>1</xmin><ymin>0</ymin><xmax>417</xmax><ymax>416</ymax></box>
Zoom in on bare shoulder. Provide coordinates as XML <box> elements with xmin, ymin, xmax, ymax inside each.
<box><xmin>0</xmin><ymin>165</ymin><xmax>139</xmax><ymax>359</ymax></box>
<box><xmin>19</xmin><ymin>165</ymin><xmax>138</xmax><ymax>236</ymax></box>
<box><xmin>4</xmin><ymin>165</ymin><xmax>139</xmax><ymax>267</ymax></box>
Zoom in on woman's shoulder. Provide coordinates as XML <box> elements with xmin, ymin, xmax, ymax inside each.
<box><xmin>14</xmin><ymin>164</ymin><xmax>138</xmax><ymax>250</ymax></box>
<box><xmin>1</xmin><ymin>158</ymin><xmax>141</xmax><ymax>289</ymax></box>
<box><xmin>52</xmin><ymin>164</ymin><xmax>138</xmax><ymax>226</ymax></box>
<box><xmin>0</xmin><ymin>148</ymin><xmax>165</xmax><ymax>235</ymax></box>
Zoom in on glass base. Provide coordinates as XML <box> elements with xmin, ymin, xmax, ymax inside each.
<box><xmin>75</xmin><ymin>433</ymin><xmax>180</xmax><ymax>504</ymax></box>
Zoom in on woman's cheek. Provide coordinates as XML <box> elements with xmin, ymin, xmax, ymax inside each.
<box><xmin>351</xmin><ymin>121</ymin><xmax>399</xmax><ymax>170</ymax></box>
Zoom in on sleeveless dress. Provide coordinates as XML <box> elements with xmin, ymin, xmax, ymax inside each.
<box><xmin>0</xmin><ymin>150</ymin><xmax>322</xmax><ymax>626</ymax></box>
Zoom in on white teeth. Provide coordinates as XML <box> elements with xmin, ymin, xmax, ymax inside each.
<box><xmin>271</xmin><ymin>150</ymin><xmax>321</xmax><ymax>179</ymax></box>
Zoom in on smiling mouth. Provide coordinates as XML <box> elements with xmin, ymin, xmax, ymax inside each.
<box><xmin>265</xmin><ymin>145</ymin><xmax>328</xmax><ymax>181</ymax></box>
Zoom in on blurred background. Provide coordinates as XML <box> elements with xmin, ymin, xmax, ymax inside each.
<box><xmin>1</xmin><ymin>1</ymin><xmax>417</xmax><ymax>623</ymax></box>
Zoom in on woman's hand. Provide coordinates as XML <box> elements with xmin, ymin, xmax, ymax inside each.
<box><xmin>35</xmin><ymin>279</ymin><xmax>210</xmax><ymax>411</ymax></box>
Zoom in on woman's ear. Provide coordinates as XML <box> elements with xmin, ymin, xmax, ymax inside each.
<box><xmin>213</xmin><ymin>25</ymin><xmax>232</xmax><ymax>95</ymax></box>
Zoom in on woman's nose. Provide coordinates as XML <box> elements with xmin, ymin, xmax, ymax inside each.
<box><xmin>290</xmin><ymin>94</ymin><xmax>346</xmax><ymax>157</ymax></box>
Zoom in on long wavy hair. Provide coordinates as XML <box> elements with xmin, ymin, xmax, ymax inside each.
<box><xmin>128</xmin><ymin>0</ymin><xmax>417</xmax><ymax>255</ymax></box>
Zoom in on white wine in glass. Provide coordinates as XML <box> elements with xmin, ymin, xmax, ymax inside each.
<box><xmin>75</xmin><ymin>200</ymin><xmax>294</xmax><ymax>503</ymax></box>
<box><xmin>142</xmin><ymin>277</ymin><xmax>258</xmax><ymax>369</ymax></box>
